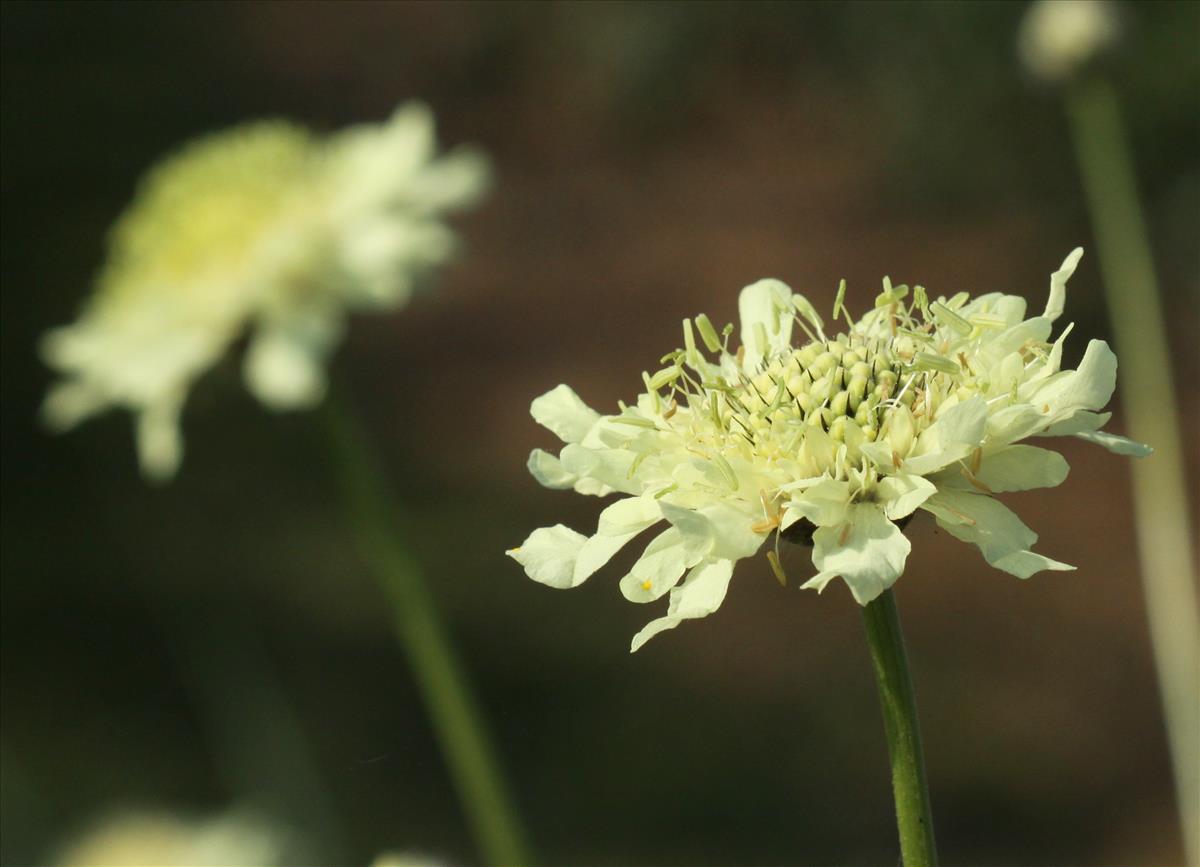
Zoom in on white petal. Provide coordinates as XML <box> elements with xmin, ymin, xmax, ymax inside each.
<box><xmin>244</xmin><ymin>310</ymin><xmax>341</xmax><ymax>410</ymax></box>
<box><xmin>507</xmin><ymin>525</ymin><xmax>587</xmax><ymax>588</ymax></box>
<box><xmin>41</xmin><ymin>381</ymin><xmax>108</xmax><ymax>431</ymax></box>
<box><xmin>876</xmin><ymin>473</ymin><xmax>937</xmax><ymax>519</ymax></box>
<box><xmin>974</xmin><ymin>317</ymin><xmax>1053</xmax><ymax>372</ymax></box>
<box><xmin>337</xmin><ymin>217</ymin><xmax>449</xmax><ymax>305</ymax></box>
<box><xmin>974</xmin><ymin>445</ymin><xmax>1069</xmax><ymax>492</ymax></box>
<box><xmin>859</xmin><ymin>440</ymin><xmax>897</xmax><ymax>471</ymax></box>
<box><xmin>1035</xmin><ymin>339</ymin><xmax>1117</xmax><ymax>415</ymax></box>
<box><xmin>993</xmin><ymin>550</ymin><xmax>1075</xmax><ymax>578</ymax></box>
<box><xmin>530</xmin><ymin>385</ymin><xmax>601</xmax><ymax>444</ymax></box>
<box><xmin>660</xmin><ymin>500</ymin><xmax>770</xmax><ymax>561</ymax></box>
<box><xmin>799</xmin><ymin>570</ymin><xmax>840</xmax><ymax>594</ymax></box>
<box><xmin>987</xmin><ymin>403</ymin><xmax>1061</xmax><ymax>447</ymax></box>
<box><xmin>327</xmin><ymin>102</ymin><xmax>435</xmax><ymax>218</ymax></box>
<box><xmin>573</xmin><ymin>477</ymin><xmax>615</xmax><ymax>497</ymax></box>
<box><xmin>136</xmin><ymin>397</ymin><xmax>184</xmax><ymax>482</ymax></box>
<box><xmin>559</xmin><ymin>443</ymin><xmax>640</xmax><ymax>495</ymax></box>
<box><xmin>1075</xmin><ymin>430</ymin><xmax>1153</xmax><ymax>457</ymax></box>
<box><xmin>932</xmin><ymin>394</ymin><xmax>990</xmax><ymax>447</ymax></box>
<box><xmin>619</xmin><ymin>528</ymin><xmax>693</xmax><ymax>603</ymax></box>
<box><xmin>630</xmin><ymin>559</ymin><xmax>734</xmax><ymax>652</ymax></box>
<box><xmin>1041</xmin><ymin>410</ymin><xmax>1111</xmax><ymax>437</ymax></box>
<box><xmin>920</xmin><ymin>490</ymin><xmax>1074</xmax><ymax>578</ymax></box>
<box><xmin>962</xmin><ymin>292</ymin><xmax>1028</xmax><ymax>327</ymax></box>
<box><xmin>1044</xmin><ymin>247</ymin><xmax>1083</xmax><ymax>323</ymax></box>
<box><xmin>904</xmin><ymin>395</ymin><xmax>988</xmax><ymax>475</ymax></box>
<box><xmin>597</xmin><ymin>495</ymin><xmax>664</xmax><ymax>535</ymax></box>
<box><xmin>738</xmin><ymin>279</ymin><xmax>794</xmax><ymax>368</ymax></box>
<box><xmin>798</xmin><ymin>424</ymin><xmax>837</xmax><ymax>475</ymax></box>
<box><xmin>884</xmin><ymin>405</ymin><xmax>916</xmax><ymax>456</ymax></box>
<box><xmin>658</xmin><ymin>502</ymin><xmax>715</xmax><ymax>562</ymax></box>
<box><xmin>1034</xmin><ymin>321</ymin><xmax>1074</xmax><ymax>382</ymax></box>
<box><xmin>574</xmin><ymin>496</ymin><xmax>664</xmax><ymax>584</ymax></box>
<box><xmin>808</xmin><ymin>504</ymin><xmax>912</xmax><ymax>605</ymax></box>
<box><xmin>409</xmin><ymin>148</ymin><xmax>492</xmax><ymax>212</ymax></box>
<box><xmin>786</xmin><ymin>478</ymin><xmax>852</xmax><ymax>527</ymax></box>
<box><xmin>704</xmin><ymin>502</ymin><xmax>772</xmax><ymax>559</ymax></box>
<box><xmin>526</xmin><ymin>449</ymin><xmax>576</xmax><ymax>489</ymax></box>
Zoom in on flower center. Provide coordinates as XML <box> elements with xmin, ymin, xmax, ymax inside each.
<box><xmin>96</xmin><ymin>122</ymin><xmax>317</xmax><ymax>311</ymax></box>
<box><xmin>639</xmin><ymin>289</ymin><xmax>985</xmax><ymax>485</ymax></box>
<box><xmin>726</xmin><ymin>335</ymin><xmax>913</xmax><ymax>446</ymax></box>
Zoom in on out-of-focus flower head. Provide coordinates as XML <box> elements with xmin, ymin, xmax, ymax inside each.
<box><xmin>509</xmin><ymin>250</ymin><xmax>1149</xmax><ymax>651</ymax></box>
<box><xmin>1018</xmin><ymin>0</ymin><xmax>1121</xmax><ymax>83</ymax></box>
<box><xmin>41</xmin><ymin>103</ymin><xmax>489</xmax><ymax>479</ymax></box>
<box><xmin>54</xmin><ymin>810</ymin><xmax>303</xmax><ymax>867</ymax></box>
<box><xmin>372</xmin><ymin>852</ymin><xmax>453</xmax><ymax>867</ymax></box>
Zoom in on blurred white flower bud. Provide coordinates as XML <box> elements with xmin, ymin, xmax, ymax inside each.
<box><xmin>1018</xmin><ymin>0</ymin><xmax>1120</xmax><ymax>82</ymax></box>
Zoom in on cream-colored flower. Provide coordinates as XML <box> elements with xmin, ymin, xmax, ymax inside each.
<box><xmin>1018</xmin><ymin>0</ymin><xmax>1120</xmax><ymax>82</ymax></box>
<box><xmin>55</xmin><ymin>810</ymin><xmax>299</xmax><ymax>867</ymax></box>
<box><xmin>42</xmin><ymin>103</ymin><xmax>489</xmax><ymax>479</ymax></box>
<box><xmin>509</xmin><ymin>250</ymin><xmax>1149</xmax><ymax>651</ymax></box>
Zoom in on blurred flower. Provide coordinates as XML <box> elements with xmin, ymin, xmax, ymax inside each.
<box><xmin>372</xmin><ymin>852</ymin><xmax>453</xmax><ymax>867</ymax></box>
<box><xmin>1018</xmin><ymin>0</ymin><xmax>1120</xmax><ymax>82</ymax></box>
<box><xmin>509</xmin><ymin>250</ymin><xmax>1148</xmax><ymax>651</ymax></box>
<box><xmin>55</xmin><ymin>810</ymin><xmax>302</xmax><ymax>867</ymax></box>
<box><xmin>41</xmin><ymin>103</ymin><xmax>489</xmax><ymax>479</ymax></box>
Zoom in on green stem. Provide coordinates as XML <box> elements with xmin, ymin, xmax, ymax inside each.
<box><xmin>1066</xmin><ymin>78</ymin><xmax>1200</xmax><ymax>867</ymax></box>
<box><xmin>322</xmin><ymin>395</ymin><xmax>533</xmax><ymax>867</ymax></box>
<box><xmin>862</xmin><ymin>590</ymin><xmax>938</xmax><ymax>867</ymax></box>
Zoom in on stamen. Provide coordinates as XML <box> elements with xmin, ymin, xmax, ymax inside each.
<box><xmin>614</xmin><ymin>415</ymin><xmax>658</xmax><ymax>429</ymax></box>
<box><xmin>930</xmin><ymin>301</ymin><xmax>972</xmax><ymax>336</ymax></box>
<box><xmin>912</xmin><ymin>352</ymin><xmax>960</xmax><ymax>375</ymax></box>
<box><xmin>695</xmin><ymin>314</ymin><xmax>723</xmax><ymax>353</ymax></box>
<box><xmin>646</xmin><ymin>365</ymin><xmax>681</xmax><ymax>391</ymax></box>
<box><xmin>766</xmin><ymin>550</ymin><xmax>788</xmax><ymax>586</ymax></box>
<box><xmin>712</xmin><ymin>453</ymin><xmax>740</xmax><ymax>490</ymax></box>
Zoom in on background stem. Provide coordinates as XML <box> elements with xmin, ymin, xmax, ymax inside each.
<box><xmin>862</xmin><ymin>589</ymin><xmax>938</xmax><ymax>867</ymax></box>
<box><xmin>1066</xmin><ymin>77</ymin><xmax>1200</xmax><ymax>867</ymax></box>
<box><xmin>323</xmin><ymin>394</ymin><xmax>533</xmax><ymax>867</ymax></box>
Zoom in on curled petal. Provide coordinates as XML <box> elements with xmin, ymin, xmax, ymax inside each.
<box><xmin>738</xmin><ymin>279</ymin><xmax>794</xmax><ymax>368</ymax></box>
<box><xmin>507</xmin><ymin>525</ymin><xmax>587</xmax><ymax>589</ymax></box>
<box><xmin>1044</xmin><ymin>247</ymin><xmax>1083</xmax><ymax>323</ymax></box>
<box><xmin>530</xmin><ymin>384</ymin><xmax>601</xmax><ymax>444</ymax></box>
<box><xmin>630</xmin><ymin>560</ymin><xmax>734</xmax><ymax>652</ymax></box>
<box><xmin>1034</xmin><ymin>339</ymin><xmax>1117</xmax><ymax>417</ymax></box>
<box><xmin>1075</xmin><ymin>429</ymin><xmax>1152</xmax><ymax>457</ymax></box>
<box><xmin>526</xmin><ymin>448</ymin><xmax>576</xmax><ymax>489</ymax></box>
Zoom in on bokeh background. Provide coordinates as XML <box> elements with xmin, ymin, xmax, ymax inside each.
<box><xmin>3</xmin><ymin>2</ymin><xmax>1198</xmax><ymax>865</ymax></box>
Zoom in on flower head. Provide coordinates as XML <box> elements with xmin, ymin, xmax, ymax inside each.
<box><xmin>509</xmin><ymin>250</ymin><xmax>1149</xmax><ymax>651</ymax></box>
<box><xmin>42</xmin><ymin>103</ymin><xmax>489</xmax><ymax>479</ymax></box>
<box><xmin>1018</xmin><ymin>0</ymin><xmax>1120</xmax><ymax>83</ymax></box>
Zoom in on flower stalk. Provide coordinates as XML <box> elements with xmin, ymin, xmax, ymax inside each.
<box><xmin>1065</xmin><ymin>76</ymin><xmax>1200</xmax><ymax>867</ymax></box>
<box><xmin>861</xmin><ymin>590</ymin><xmax>938</xmax><ymax>867</ymax></box>
<box><xmin>323</xmin><ymin>394</ymin><xmax>533</xmax><ymax>867</ymax></box>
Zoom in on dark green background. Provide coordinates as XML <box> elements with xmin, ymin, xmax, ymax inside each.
<box><xmin>3</xmin><ymin>2</ymin><xmax>1197</xmax><ymax>865</ymax></box>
